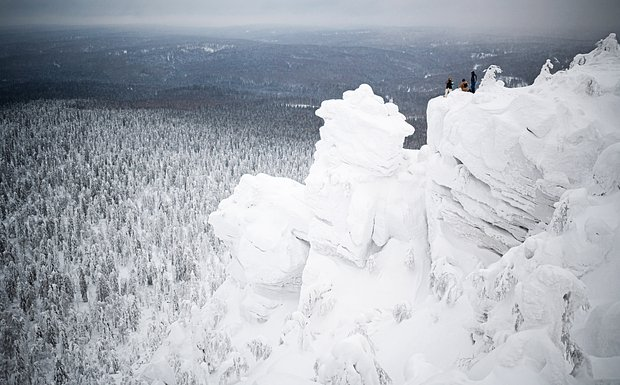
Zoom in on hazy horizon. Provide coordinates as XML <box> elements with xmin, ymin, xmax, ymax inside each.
<box><xmin>1</xmin><ymin>0</ymin><xmax>619</xmax><ymax>39</ymax></box>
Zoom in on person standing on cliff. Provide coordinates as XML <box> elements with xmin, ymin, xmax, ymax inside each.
<box><xmin>471</xmin><ymin>70</ymin><xmax>478</xmax><ymax>93</ymax></box>
<box><xmin>459</xmin><ymin>79</ymin><xmax>469</xmax><ymax>92</ymax></box>
<box><xmin>445</xmin><ymin>77</ymin><xmax>453</xmax><ymax>97</ymax></box>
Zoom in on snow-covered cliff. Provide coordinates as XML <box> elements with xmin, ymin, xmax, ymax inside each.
<box><xmin>426</xmin><ymin>34</ymin><xmax>620</xmax><ymax>257</ymax></box>
<box><xmin>153</xmin><ymin>34</ymin><xmax>620</xmax><ymax>385</ymax></box>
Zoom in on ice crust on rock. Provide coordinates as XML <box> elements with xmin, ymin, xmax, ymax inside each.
<box><xmin>148</xmin><ymin>35</ymin><xmax>620</xmax><ymax>385</ymax></box>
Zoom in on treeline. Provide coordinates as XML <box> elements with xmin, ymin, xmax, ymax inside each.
<box><xmin>0</xmin><ymin>99</ymin><xmax>318</xmax><ymax>384</ymax></box>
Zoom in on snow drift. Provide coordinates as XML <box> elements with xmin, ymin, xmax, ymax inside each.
<box><xmin>145</xmin><ymin>34</ymin><xmax>620</xmax><ymax>385</ymax></box>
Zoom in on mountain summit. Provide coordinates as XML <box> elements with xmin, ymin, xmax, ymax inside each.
<box><xmin>161</xmin><ymin>34</ymin><xmax>620</xmax><ymax>385</ymax></box>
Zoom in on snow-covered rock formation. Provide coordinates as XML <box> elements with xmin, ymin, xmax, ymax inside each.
<box><xmin>426</xmin><ymin>33</ymin><xmax>620</xmax><ymax>258</ymax></box>
<box><xmin>209</xmin><ymin>173</ymin><xmax>312</xmax><ymax>294</ymax></box>
<box><xmin>206</xmin><ymin>84</ymin><xmax>430</xmax><ymax>384</ymax></box>
<box><xmin>301</xmin><ymin>84</ymin><xmax>429</xmax><ymax>328</ymax></box>
<box><xmin>304</xmin><ymin>84</ymin><xmax>417</xmax><ymax>268</ymax></box>
<box><xmin>419</xmin><ymin>34</ymin><xmax>620</xmax><ymax>385</ymax></box>
<box><xmin>144</xmin><ymin>34</ymin><xmax>620</xmax><ymax>385</ymax></box>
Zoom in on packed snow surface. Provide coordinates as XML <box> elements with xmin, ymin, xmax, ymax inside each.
<box><xmin>147</xmin><ymin>34</ymin><xmax>620</xmax><ymax>385</ymax></box>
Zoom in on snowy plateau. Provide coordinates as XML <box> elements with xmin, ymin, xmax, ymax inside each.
<box><xmin>157</xmin><ymin>34</ymin><xmax>620</xmax><ymax>385</ymax></box>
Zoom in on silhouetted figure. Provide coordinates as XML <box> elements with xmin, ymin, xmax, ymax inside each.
<box><xmin>471</xmin><ymin>71</ymin><xmax>478</xmax><ymax>93</ymax></box>
<box><xmin>445</xmin><ymin>77</ymin><xmax>453</xmax><ymax>97</ymax></box>
<box><xmin>459</xmin><ymin>79</ymin><xmax>469</xmax><ymax>92</ymax></box>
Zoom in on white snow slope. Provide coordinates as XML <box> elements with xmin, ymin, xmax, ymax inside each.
<box><xmin>146</xmin><ymin>34</ymin><xmax>620</xmax><ymax>385</ymax></box>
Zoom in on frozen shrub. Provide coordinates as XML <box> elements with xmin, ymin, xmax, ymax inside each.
<box><xmin>218</xmin><ymin>352</ymin><xmax>249</xmax><ymax>385</ymax></box>
<box><xmin>301</xmin><ymin>285</ymin><xmax>335</xmax><ymax>317</ymax></box>
<box><xmin>512</xmin><ymin>304</ymin><xmax>524</xmax><ymax>332</ymax></box>
<box><xmin>280</xmin><ymin>311</ymin><xmax>307</xmax><ymax>348</ymax></box>
<box><xmin>429</xmin><ymin>258</ymin><xmax>463</xmax><ymax>304</ymax></box>
<box><xmin>591</xmin><ymin>142</ymin><xmax>620</xmax><ymax>195</ymax></box>
<box><xmin>534</xmin><ymin>59</ymin><xmax>554</xmax><ymax>84</ymax></box>
<box><xmin>247</xmin><ymin>337</ymin><xmax>272</xmax><ymax>361</ymax></box>
<box><xmin>481</xmin><ymin>65</ymin><xmax>504</xmax><ymax>88</ymax></box>
<box><xmin>392</xmin><ymin>302</ymin><xmax>412</xmax><ymax>323</ymax></box>
<box><xmin>492</xmin><ymin>264</ymin><xmax>517</xmax><ymax>301</ymax></box>
<box><xmin>315</xmin><ymin>333</ymin><xmax>391</xmax><ymax>385</ymax></box>
<box><xmin>549</xmin><ymin>197</ymin><xmax>570</xmax><ymax>235</ymax></box>
<box><xmin>197</xmin><ymin>330</ymin><xmax>232</xmax><ymax>374</ymax></box>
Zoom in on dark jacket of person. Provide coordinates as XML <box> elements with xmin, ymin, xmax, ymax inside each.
<box><xmin>471</xmin><ymin>71</ymin><xmax>478</xmax><ymax>83</ymax></box>
<box><xmin>446</xmin><ymin>79</ymin><xmax>453</xmax><ymax>89</ymax></box>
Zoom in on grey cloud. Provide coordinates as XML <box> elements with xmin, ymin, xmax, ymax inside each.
<box><xmin>1</xmin><ymin>0</ymin><xmax>618</xmax><ymax>36</ymax></box>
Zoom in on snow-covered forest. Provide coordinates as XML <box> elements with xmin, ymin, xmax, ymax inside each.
<box><xmin>0</xmin><ymin>100</ymin><xmax>318</xmax><ymax>384</ymax></box>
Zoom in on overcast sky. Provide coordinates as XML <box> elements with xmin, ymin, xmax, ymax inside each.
<box><xmin>1</xmin><ymin>0</ymin><xmax>619</xmax><ymax>36</ymax></box>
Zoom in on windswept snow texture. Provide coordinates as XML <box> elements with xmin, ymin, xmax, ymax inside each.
<box><xmin>168</xmin><ymin>34</ymin><xmax>619</xmax><ymax>385</ymax></box>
